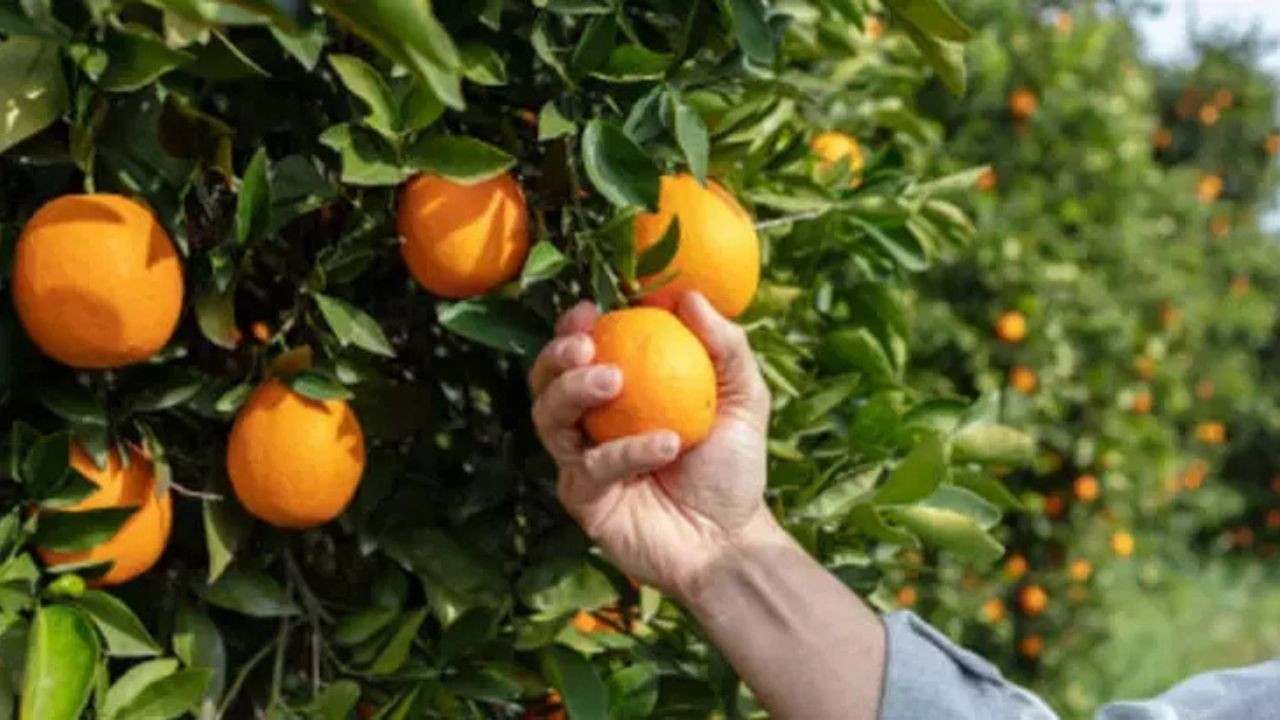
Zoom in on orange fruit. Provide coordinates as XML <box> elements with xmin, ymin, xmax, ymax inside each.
<box><xmin>12</xmin><ymin>194</ymin><xmax>184</xmax><ymax>368</ymax></box>
<box><xmin>1266</xmin><ymin>133</ymin><xmax>1280</xmax><ymax>156</ymax></box>
<box><xmin>1017</xmin><ymin>585</ymin><xmax>1049</xmax><ymax>616</ymax></box>
<box><xmin>633</xmin><ymin>174</ymin><xmax>760</xmax><ymax>318</ymax></box>
<box><xmin>1043</xmin><ymin>493</ymin><xmax>1066</xmax><ymax>519</ymax></box>
<box><xmin>1130</xmin><ymin>390</ymin><xmax>1153</xmax><ymax>414</ymax></box>
<box><xmin>1231</xmin><ymin>276</ymin><xmax>1251</xmax><ymax>295</ymax></box>
<box><xmin>1271</xmin><ymin>476</ymin><xmax>1280</xmax><ymax>494</ymax></box>
<box><xmin>1008</xmin><ymin>89</ymin><xmax>1038</xmax><ymax>119</ymax></box>
<box><xmin>227</xmin><ymin>379</ymin><xmax>365</xmax><ymax>528</ymax></box>
<box><xmin>1195</xmin><ymin>421</ymin><xmax>1226</xmax><ymax>445</ymax></box>
<box><xmin>895</xmin><ymin>586</ymin><xmax>918</xmax><ymax>608</ymax></box>
<box><xmin>1232</xmin><ymin>526</ymin><xmax>1255</xmax><ymax>549</ymax></box>
<box><xmin>1110</xmin><ymin>530</ymin><xmax>1135</xmax><ymax>557</ymax></box>
<box><xmin>995</xmin><ymin>311</ymin><xmax>1027</xmax><ymax>343</ymax></box>
<box><xmin>1133</xmin><ymin>356</ymin><xmax>1155</xmax><ymax>380</ymax></box>
<box><xmin>1009</xmin><ymin>365</ymin><xmax>1037</xmax><ymax>394</ymax></box>
<box><xmin>1153</xmin><ymin>128</ymin><xmax>1173</xmax><ymax>150</ymax></box>
<box><xmin>1054</xmin><ymin>10</ymin><xmax>1073</xmax><ymax>34</ymax></box>
<box><xmin>250</xmin><ymin>321</ymin><xmax>272</xmax><ymax>343</ymax></box>
<box><xmin>1266</xmin><ymin>510</ymin><xmax>1280</xmax><ymax>530</ymax></box>
<box><xmin>1197</xmin><ymin>174</ymin><xmax>1223</xmax><ymax>204</ymax></box>
<box><xmin>1018</xmin><ymin>634</ymin><xmax>1045</xmax><ymax>659</ymax></box>
<box><xmin>1004</xmin><ymin>553</ymin><xmax>1028</xmax><ymax>580</ymax></box>
<box><xmin>976</xmin><ymin>167</ymin><xmax>998</xmax><ymax>192</ymax></box>
<box><xmin>1212</xmin><ymin>89</ymin><xmax>1234</xmax><ymax>109</ymax></box>
<box><xmin>1068</xmin><ymin>559</ymin><xmax>1092</xmax><ymax>583</ymax></box>
<box><xmin>1182</xmin><ymin>460</ymin><xmax>1209</xmax><ymax>490</ymax></box>
<box><xmin>981</xmin><ymin>598</ymin><xmax>1005</xmax><ymax>624</ymax></box>
<box><xmin>583</xmin><ymin>308</ymin><xmax>716</xmax><ymax>449</ymax></box>
<box><xmin>1073</xmin><ymin>474</ymin><xmax>1100</xmax><ymax>503</ymax></box>
<box><xmin>38</xmin><ymin>444</ymin><xmax>173</xmax><ymax>587</ymax></box>
<box><xmin>1195</xmin><ymin>379</ymin><xmax>1215</xmax><ymax>400</ymax></box>
<box><xmin>397</xmin><ymin>172</ymin><xmax>530</xmax><ymax>299</ymax></box>
<box><xmin>863</xmin><ymin>16</ymin><xmax>884</xmax><ymax>39</ymax></box>
<box><xmin>810</xmin><ymin>131</ymin><xmax>865</xmax><ymax>180</ymax></box>
<box><xmin>1159</xmin><ymin>302</ymin><xmax>1181</xmax><ymax>328</ymax></box>
<box><xmin>1199</xmin><ymin>104</ymin><xmax>1220</xmax><ymax>126</ymax></box>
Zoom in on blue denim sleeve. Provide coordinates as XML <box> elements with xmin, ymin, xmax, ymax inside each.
<box><xmin>880</xmin><ymin>611</ymin><xmax>1280</xmax><ymax>720</ymax></box>
<box><xmin>879</xmin><ymin>611</ymin><xmax>1058</xmax><ymax>720</ymax></box>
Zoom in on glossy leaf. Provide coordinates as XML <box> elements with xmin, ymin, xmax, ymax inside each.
<box><xmin>20</xmin><ymin>605</ymin><xmax>98</xmax><ymax>720</ymax></box>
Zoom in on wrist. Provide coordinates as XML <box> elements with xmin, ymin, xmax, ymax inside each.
<box><xmin>676</xmin><ymin>509</ymin><xmax>798</xmax><ymax>615</ymax></box>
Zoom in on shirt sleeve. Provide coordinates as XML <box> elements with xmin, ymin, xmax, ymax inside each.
<box><xmin>878</xmin><ymin>611</ymin><xmax>1058</xmax><ymax>720</ymax></box>
<box><xmin>1096</xmin><ymin>659</ymin><xmax>1280</xmax><ymax>720</ymax></box>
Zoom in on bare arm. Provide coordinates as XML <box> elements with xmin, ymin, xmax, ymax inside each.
<box><xmin>529</xmin><ymin>292</ymin><xmax>886</xmax><ymax>719</ymax></box>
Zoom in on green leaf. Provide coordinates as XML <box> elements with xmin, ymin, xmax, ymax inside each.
<box><xmin>197</xmin><ymin>568</ymin><xmax>299</xmax><ymax>618</ymax></box>
<box><xmin>438</xmin><ymin>298</ymin><xmax>550</xmax><ymax>356</ymax></box>
<box><xmin>537</xmin><ymin>101</ymin><xmax>575</xmax><ymax>141</ymax></box>
<box><xmin>592</xmin><ymin>45</ymin><xmax>672</xmax><ymax>82</ymax></box>
<box><xmin>403</xmin><ymin>134</ymin><xmax>515</xmax><ymax>184</ymax></box>
<box><xmin>318</xmin><ymin>123</ymin><xmax>411</xmax><ymax>186</ymax></box>
<box><xmin>570</xmin><ymin>14</ymin><xmax>616</xmax><ymax>77</ymax></box>
<box><xmin>913</xmin><ymin>166</ymin><xmax>990</xmax><ymax>199</ymax></box>
<box><xmin>310</xmin><ymin>680</ymin><xmax>360</xmax><ymax>720</ymax></box>
<box><xmin>607</xmin><ymin>663</ymin><xmax>659</xmax><ymax>720</ymax></box>
<box><xmin>369</xmin><ymin>608</ymin><xmax>428</xmax><ymax>675</ymax></box>
<box><xmin>671</xmin><ymin>96</ymin><xmax>709</xmax><ymax>184</ymax></box>
<box><xmin>271</xmin><ymin>22</ymin><xmax>326</xmax><ymax>70</ymax></box>
<box><xmin>581</xmin><ymin>119</ymin><xmax>660</xmax><ymax>210</ymax></box>
<box><xmin>884</xmin><ymin>505</ymin><xmax>1003</xmax><ymax>563</ymax></box>
<box><xmin>125</xmin><ymin>369</ymin><xmax>205</xmax><ymax>413</ymax></box>
<box><xmin>819</xmin><ymin>328</ymin><xmax>897</xmax><ymax>383</ymax></box>
<box><xmin>333</xmin><ymin>607</ymin><xmax>398</xmax><ymax>646</ymax></box>
<box><xmin>22</xmin><ymin>432</ymin><xmax>70</xmax><ymax>498</ymax></box>
<box><xmin>194</xmin><ymin>285</ymin><xmax>239</xmax><ymax>350</ymax></box>
<box><xmin>539</xmin><ymin>646</ymin><xmax>607</xmax><ymax>720</ymax></box>
<box><xmin>725</xmin><ymin>0</ymin><xmax>776</xmax><ymax>66</ymax></box>
<box><xmin>635</xmin><ymin>217</ymin><xmax>680</xmax><ymax>278</ymax></box>
<box><xmin>0</xmin><ymin>36</ymin><xmax>69</xmax><ymax>154</ymax></box>
<box><xmin>101</xmin><ymin>27</ymin><xmax>193</xmax><ymax>92</ymax></box>
<box><xmin>795</xmin><ymin>465</ymin><xmax>880</xmax><ymax>521</ymax></box>
<box><xmin>20</xmin><ymin>605</ymin><xmax>98</xmax><ymax>720</ymax></box>
<box><xmin>953</xmin><ymin>470</ymin><xmax>1022</xmax><ymax>510</ymax></box>
<box><xmin>235</xmin><ymin>147</ymin><xmax>272</xmax><ymax>245</ymax></box>
<box><xmin>115</xmin><ymin>668</ymin><xmax>212</xmax><ymax>720</ymax></box>
<box><xmin>916</xmin><ymin>485</ymin><xmax>1001</xmax><ymax>529</ymax></box>
<box><xmin>517</xmin><ymin>558</ymin><xmax>618</xmax><ymax>620</ymax></box>
<box><xmin>203</xmin><ymin>495</ymin><xmax>251</xmax><ymax>583</ymax></box>
<box><xmin>101</xmin><ymin>658</ymin><xmax>178</xmax><ymax>720</ymax></box>
<box><xmin>898</xmin><ymin>22</ymin><xmax>966</xmax><ymax>96</ymax></box>
<box><xmin>520</xmin><ymin>241</ymin><xmax>569</xmax><ymax>289</ymax></box>
<box><xmin>459</xmin><ymin>41</ymin><xmax>507</xmax><ymax>86</ymax></box>
<box><xmin>70</xmin><ymin>591</ymin><xmax>160</xmax><ymax>658</ymax></box>
<box><xmin>172</xmin><ymin>604</ymin><xmax>226</xmax><ymax>718</ymax></box>
<box><xmin>289</xmin><ymin>370</ymin><xmax>355</xmax><ymax>402</ymax></box>
<box><xmin>313</xmin><ymin>292</ymin><xmax>395</xmax><ymax>357</ymax></box>
<box><xmin>34</xmin><ymin>507</ymin><xmax>135</xmax><ymax>553</ymax></box>
<box><xmin>876</xmin><ymin>434</ymin><xmax>946</xmax><ymax>504</ymax></box>
<box><xmin>328</xmin><ymin>53</ymin><xmax>398</xmax><ymax>136</ymax></box>
<box><xmin>950</xmin><ymin>424</ymin><xmax>1034</xmax><ymax>466</ymax></box>
<box><xmin>883</xmin><ymin>0</ymin><xmax>973</xmax><ymax>41</ymax></box>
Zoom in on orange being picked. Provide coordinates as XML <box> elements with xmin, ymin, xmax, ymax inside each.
<box><xmin>12</xmin><ymin>194</ymin><xmax>185</xmax><ymax>368</ymax></box>
<box><xmin>995</xmin><ymin>310</ymin><xmax>1027</xmax><ymax>343</ymax></box>
<box><xmin>632</xmin><ymin>174</ymin><xmax>760</xmax><ymax>319</ymax></box>
<box><xmin>38</xmin><ymin>443</ymin><xmax>173</xmax><ymax>587</ymax></box>
<box><xmin>397</xmin><ymin>172</ymin><xmax>529</xmax><ymax>298</ymax></box>
<box><xmin>810</xmin><ymin>131</ymin><xmax>865</xmax><ymax>181</ymax></box>
<box><xmin>227</xmin><ymin>379</ymin><xmax>365</xmax><ymax>528</ymax></box>
<box><xmin>583</xmin><ymin>307</ymin><xmax>716</xmax><ymax>449</ymax></box>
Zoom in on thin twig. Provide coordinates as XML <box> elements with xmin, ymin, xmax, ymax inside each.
<box><xmin>268</xmin><ymin>616</ymin><xmax>292</xmax><ymax>711</ymax></box>
<box><xmin>284</xmin><ymin>549</ymin><xmax>335</xmax><ymax>624</ymax></box>
<box><xmin>167</xmin><ymin>481</ymin><xmax>223</xmax><ymax>501</ymax></box>
<box><xmin>215</xmin><ymin>638</ymin><xmax>277</xmax><ymax>720</ymax></box>
<box><xmin>754</xmin><ymin>208</ymin><xmax>828</xmax><ymax>230</ymax></box>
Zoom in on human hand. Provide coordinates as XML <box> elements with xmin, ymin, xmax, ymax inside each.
<box><xmin>529</xmin><ymin>292</ymin><xmax>782</xmax><ymax>602</ymax></box>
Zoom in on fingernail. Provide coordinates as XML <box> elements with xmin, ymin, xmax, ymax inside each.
<box><xmin>559</xmin><ymin>336</ymin><xmax>586</xmax><ymax>364</ymax></box>
<box><xmin>658</xmin><ymin>433</ymin><xmax>680</xmax><ymax>457</ymax></box>
<box><xmin>590</xmin><ymin>366</ymin><xmax>621</xmax><ymax>393</ymax></box>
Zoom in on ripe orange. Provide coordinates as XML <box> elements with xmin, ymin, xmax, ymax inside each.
<box><xmin>1266</xmin><ymin>510</ymin><xmax>1280</xmax><ymax>530</ymax></box>
<box><xmin>1271</xmin><ymin>476</ymin><xmax>1280</xmax><ymax>494</ymax></box>
<box><xmin>1266</xmin><ymin>133</ymin><xmax>1280</xmax><ymax>156</ymax></box>
<box><xmin>1197</xmin><ymin>174</ymin><xmax>1223</xmax><ymax>204</ymax></box>
<box><xmin>583</xmin><ymin>308</ymin><xmax>716</xmax><ymax>449</ymax></box>
<box><xmin>1019</xmin><ymin>634</ymin><xmax>1045</xmax><ymax>659</ymax></box>
<box><xmin>1043</xmin><ymin>493</ymin><xmax>1066</xmax><ymax>519</ymax></box>
<box><xmin>896</xmin><ymin>586</ymin><xmax>918</xmax><ymax>608</ymax></box>
<box><xmin>1009</xmin><ymin>366</ymin><xmax>1037</xmax><ymax>394</ymax></box>
<box><xmin>1133</xmin><ymin>356</ymin><xmax>1155</xmax><ymax>380</ymax></box>
<box><xmin>1195</xmin><ymin>379</ymin><xmax>1215</xmax><ymax>400</ymax></box>
<box><xmin>250</xmin><ymin>321</ymin><xmax>272</xmax><ymax>343</ymax></box>
<box><xmin>810</xmin><ymin>131</ymin><xmax>865</xmax><ymax>180</ymax></box>
<box><xmin>12</xmin><ymin>194</ymin><xmax>184</xmax><ymax>368</ymax></box>
<box><xmin>1183</xmin><ymin>460</ymin><xmax>1209</xmax><ymax>490</ymax></box>
<box><xmin>1053</xmin><ymin>10</ymin><xmax>1073</xmax><ymax>34</ymax></box>
<box><xmin>981</xmin><ymin>598</ymin><xmax>1005</xmax><ymax>624</ymax></box>
<box><xmin>1110</xmin><ymin>530</ymin><xmax>1135</xmax><ymax>557</ymax></box>
<box><xmin>995</xmin><ymin>311</ymin><xmax>1027</xmax><ymax>343</ymax></box>
<box><xmin>1130</xmin><ymin>390</ymin><xmax>1153</xmax><ymax>414</ymax></box>
<box><xmin>1073</xmin><ymin>474</ymin><xmax>1100</xmax><ymax>502</ymax></box>
<box><xmin>570</xmin><ymin>607</ymin><xmax>632</xmax><ymax>634</ymax></box>
<box><xmin>38</xmin><ymin>444</ymin><xmax>173</xmax><ymax>587</ymax></box>
<box><xmin>1017</xmin><ymin>585</ymin><xmax>1049</xmax><ymax>616</ymax></box>
<box><xmin>633</xmin><ymin>174</ymin><xmax>760</xmax><ymax>318</ymax></box>
<box><xmin>1159</xmin><ymin>302</ymin><xmax>1181</xmax><ymax>328</ymax></box>
<box><xmin>1153</xmin><ymin>128</ymin><xmax>1173</xmax><ymax>150</ymax></box>
<box><xmin>863</xmin><ymin>16</ymin><xmax>884</xmax><ymax>40</ymax></box>
<box><xmin>976</xmin><ymin>167</ymin><xmax>998</xmax><ymax>192</ymax></box>
<box><xmin>1004</xmin><ymin>553</ymin><xmax>1028</xmax><ymax>580</ymax></box>
<box><xmin>1199</xmin><ymin>104</ymin><xmax>1220</xmax><ymax>126</ymax></box>
<box><xmin>1231</xmin><ymin>276</ymin><xmax>1251</xmax><ymax>295</ymax></box>
<box><xmin>1008</xmin><ymin>89</ymin><xmax>1038</xmax><ymax>119</ymax></box>
<box><xmin>1195</xmin><ymin>421</ymin><xmax>1226</xmax><ymax>445</ymax></box>
<box><xmin>1232</xmin><ymin>526</ymin><xmax>1255</xmax><ymax>549</ymax></box>
<box><xmin>1211</xmin><ymin>214</ymin><xmax>1231</xmax><ymax>238</ymax></box>
<box><xmin>1068</xmin><ymin>559</ymin><xmax>1093</xmax><ymax>583</ymax></box>
<box><xmin>1212</xmin><ymin>89</ymin><xmax>1234</xmax><ymax>109</ymax></box>
<box><xmin>227</xmin><ymin>379</ymin><xmax>365</xmax><ymax>528</ymax></box>
<box><xmin>397</xmin><ymin>172</ymin><xmax>530</xmax><ymax>299</ymax></box>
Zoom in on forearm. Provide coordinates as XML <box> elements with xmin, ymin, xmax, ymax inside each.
<box><xmin>682</xmin><ymin>515</ymin><xmax>887</xmax><ymax>720</ymax></box>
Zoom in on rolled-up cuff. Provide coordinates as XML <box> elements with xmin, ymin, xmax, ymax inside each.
<box><xmin>879</xmin><ymin>611</ymin><xmax>1058</xmax><ymax>720</ymax></box>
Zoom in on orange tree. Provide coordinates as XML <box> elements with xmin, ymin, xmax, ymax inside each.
<box><xmin>901</xmin><ymin>1</ymin><xmax>1280</xmax><ymax>715</ymax></box>
<box><xmin>0</xmin><ymin>1</ymin><xmax>1030</xmax><ymax>717</ymax></box>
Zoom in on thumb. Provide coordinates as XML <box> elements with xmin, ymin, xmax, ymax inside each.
<box><xmin>676</xmin><ymin>292</ymin><xmax>770</xmax><ymax>427</ymax></box>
